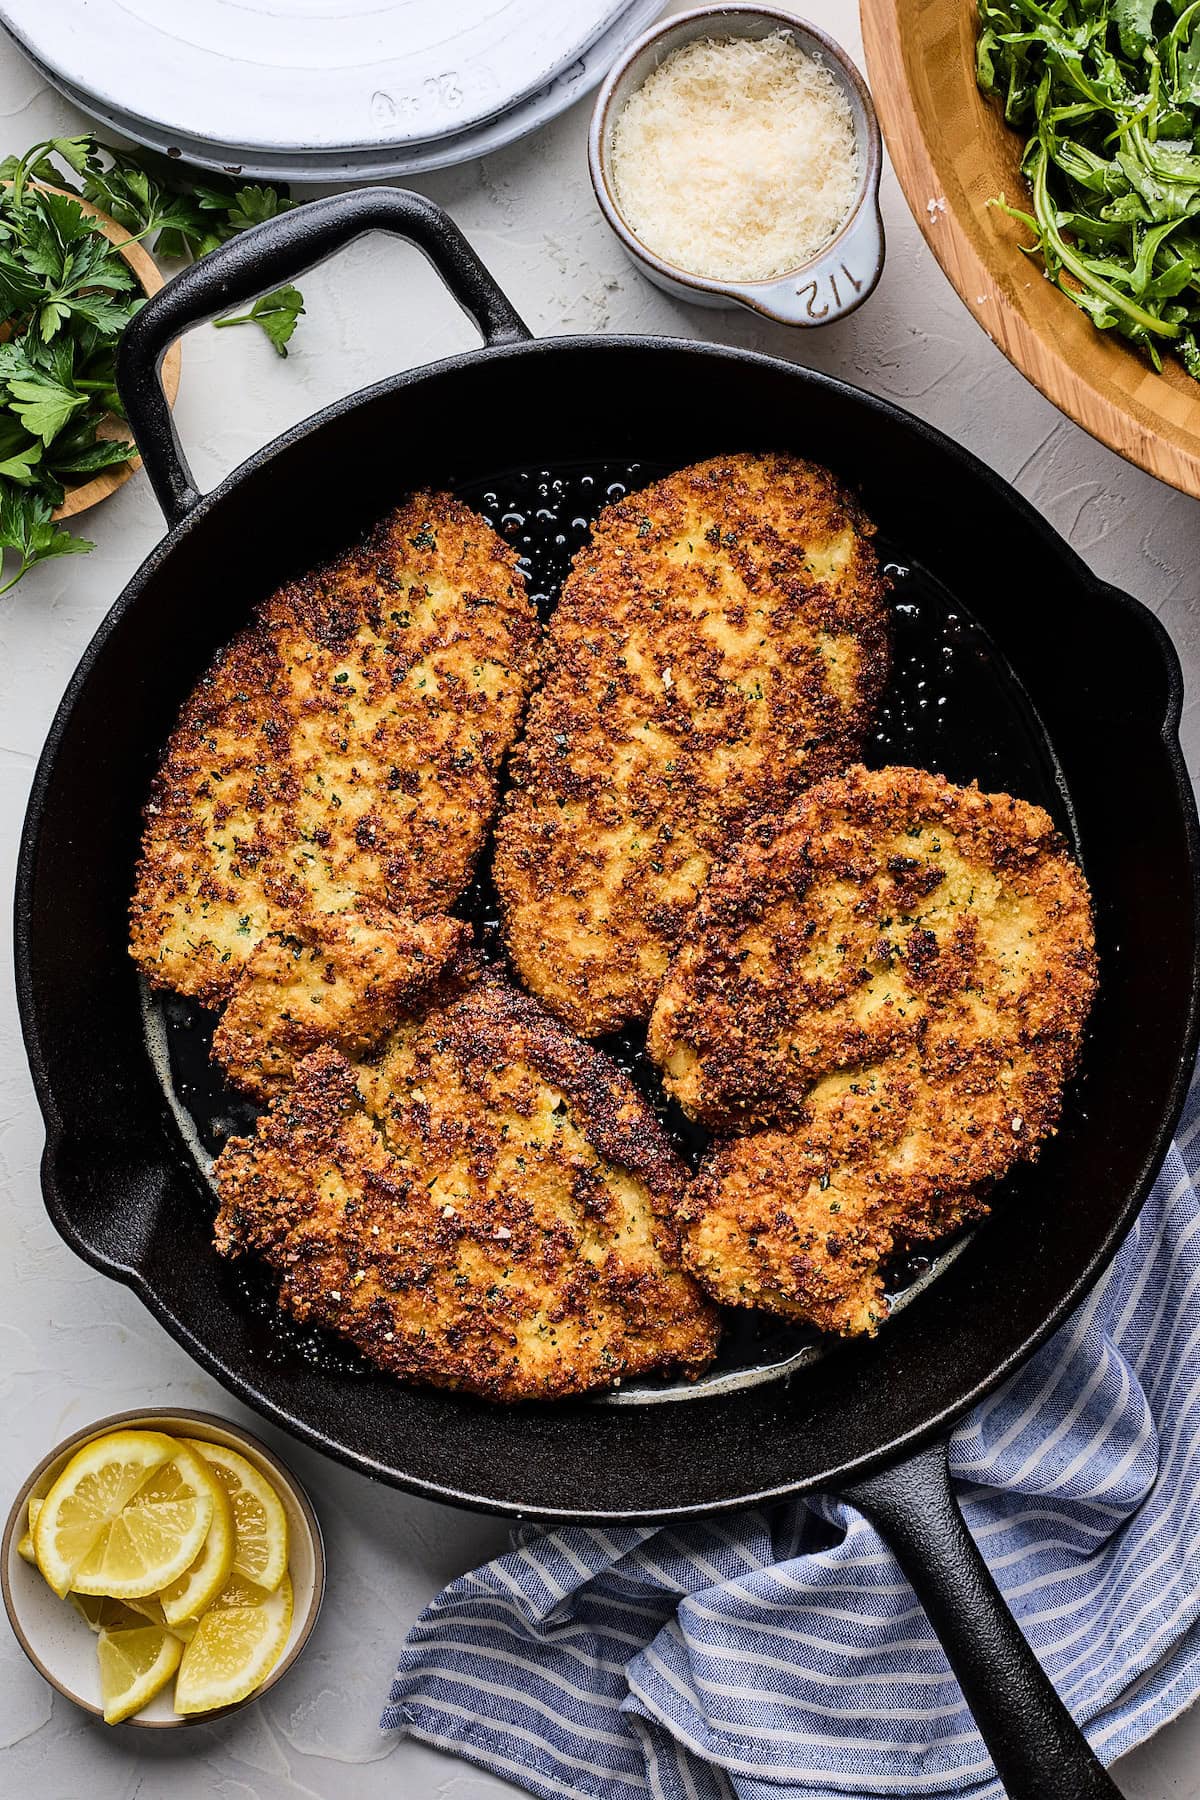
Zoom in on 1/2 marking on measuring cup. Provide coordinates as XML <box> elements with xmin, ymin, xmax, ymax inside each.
<box><xmin>798</xmin><ymin>263</ymin><xmax>865</xmax><ymax>318</ymax></box>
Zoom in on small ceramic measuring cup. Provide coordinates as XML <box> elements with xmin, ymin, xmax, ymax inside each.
<box><xmin>589</xmin><ymin>4</ymin><xmax>884</xmax><ymax>325</ymax></box>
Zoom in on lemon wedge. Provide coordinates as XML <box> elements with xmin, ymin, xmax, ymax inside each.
<box><xmin>97</xmin><ymin>1623</ymin><xmax>183</xmax><ymax>1724</ymax></box>
<box><xmin>69</xmin><ymin>1593</ymin><xmax>152</xmax><ymax>1634</ymax></box>
<box><xmin>158</xmin><ymin>1473</ymin><xmax>234</xmax><ymax>1627</ymax></box>
<box><xmin>33</xmin><ymin>1431</ymin><xmax>178</xmax><ymax>1597</ymax></box>
<box><xmin>174</xmin><ymin>1572</ymin><xmax>293</xmax><ymax>1714</ymax></box>
<box><xmin>207</xmin><ymin>1572</ymin><xmax>274</xmax><ymax>1609</ymax></box>
<box><xmin>169</xmin><ymin>1570</ymin><xmax>272</xmax><ymax>1639</ymax></box>
<box><xmin>17</xmin><ymin>1496</ymin><xmax>41</xmax><ymax>1564</ymax></box>
<box><xmin>180</xmin><ymin>1439</ymin><xmax>288</xmax><ymax>1593</ymax></box>
<box><xmin>67</xmin><ymin>1440</ymin><xmax>218</xmax><ymax>1600</ymax></box>
<box><xmin>169</xmin><ymin>1570</ymin><xmax>278</xmax><ymax>1641</ymax></box>
<box><xmin>123</xmin><ymin>1591</ymin><xmax>172</xmax><ymax>1628</ymax></box>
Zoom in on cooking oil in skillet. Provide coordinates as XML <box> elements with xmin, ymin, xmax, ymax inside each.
<box><xmin>146</xmin><ymin>457</ymin><xmax>1074</xmax><ymax>1401</ymax></box>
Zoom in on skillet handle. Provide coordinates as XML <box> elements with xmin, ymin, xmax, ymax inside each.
<box><xmin>840</xmin><ymin>1439</ymin><xmax>1122</xmax><ymax>1800</ymax></box>
<box><xmin>116</xmin><ymin>187</ymin><xmax>531</xmax><ymax>530</ymax></box>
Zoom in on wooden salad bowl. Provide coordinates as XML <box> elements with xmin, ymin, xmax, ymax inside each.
<box><xmin>2</xmin><ymin>183</ymin><xmax>182</xmax><ymax>520</ymax></box>
<box><xmin>860</xmin><ymin>0</ymin><xmax>1200</xmax><ymax>498</ymax></box>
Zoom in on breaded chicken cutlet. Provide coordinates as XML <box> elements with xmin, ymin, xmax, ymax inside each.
<box><xmin>648</xmin><ymin>765</ymin><xmax>1097</xmax><ymax>1335</ymax></box>
<box><xmin>492</xmin><ymin>452</ymin><xmax>890</xmax><ymax>1038</ymax></box>
<box><xmin>130</xmin><ymin>494</ymin><xmax>540</xmax><ymax>1098</ymax></box>
<box><xmin>213</xmin><ymin>969</ymin><xmax>720</xmax><ymax>1401</ymax></box>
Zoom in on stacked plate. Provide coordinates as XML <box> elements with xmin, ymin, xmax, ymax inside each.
<box><xmin>0</xmin><ymin>0</ymin><xmax>665</xmax><ymax>181</ymax></box>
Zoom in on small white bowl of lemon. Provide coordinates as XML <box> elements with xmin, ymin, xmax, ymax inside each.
<box><xmin>2</xmin><ymin>1409</ymin><xmax>324</xmax><ymax>1727</ymax></box>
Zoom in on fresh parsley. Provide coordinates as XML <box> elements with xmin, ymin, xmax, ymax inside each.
<box><xmin>0</xmin><ymin>488</ymin><xmax>91</xmax><ymax>597</ymax></box>
<box><xmin>0</xmin><ymin>136</ymin><xmax>305</xmax><ymax>593</ymax></box>
<box><xmin>215</xmin><ymin>283</ymin><xmax>305</xmax><ymax>356</ymax></box>
<box><xmin>977</xmin><ymin>0</ymin><xmax>1200</xmax><ymax>376</ymax></box>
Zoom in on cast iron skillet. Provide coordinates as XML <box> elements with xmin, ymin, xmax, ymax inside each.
<box><xmin>15</xmin><ymin>191</ymin><xmax>1200</xmax><ymax>1799</ymax></box>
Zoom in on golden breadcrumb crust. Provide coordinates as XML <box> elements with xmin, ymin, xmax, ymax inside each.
<box><xmin>212</xmin><ymin>969</ymin><xmax>720</xmax><ymax>1402</ymax></box>
<box><xmin>649</xmin><ymin>764</ymin><xmax>1097</xmax><ymax>1333</ymax></box>
<box><xmin>492</xmin><ymin>452</ymin><xmax>890</xmax><ymax>1037</ymax></box>
<box><xmin>129</xmin><ymin>494</ymin><xmax>539</xmax><ymax>1093</ymax></box>
<box><xmin>210</xmin><ymin>905</ymin><xmax>470</xmax><ymax>1103</ymax></box>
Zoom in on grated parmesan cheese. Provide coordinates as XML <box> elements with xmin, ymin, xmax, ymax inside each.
<box><xmin>609</xmin><ymin>33</ymin><xmax>860</xmax><ymax>283</ymax></box>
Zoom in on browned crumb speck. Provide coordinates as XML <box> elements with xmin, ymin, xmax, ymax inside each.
<box><xmin>491</xmin><ymin>452</ymin><xmax>890</xmax><ymax>1038</ymax></box>
<box><xmin>212</xmin><ymin>967</ymin><xmax>721</xmax><ymax>1402</ymax></box>
<box><xmin>648</xmin><ymin>764</ymin><xmax>1098</xmax><ymax>1334</ymax></box>
<box><xmin>129</xmin><ymin>494</ymin><xmax>540</xmax><ymax>1095</ymax></box>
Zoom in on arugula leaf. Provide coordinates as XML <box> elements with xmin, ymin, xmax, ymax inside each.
<box><xmin>1111</xmin><ymin>0</ymin><xmax>1156</xmax><ymax>58</ymax></box>
<box><xmin>977</xmin><ymin>0</ymin><xmax>1200</xmax><ymax>379</ymax></box>
<box><xmin>214</xmin><ymin>284</ymin><xmax>305</xmax><ymax>356</ymax></box>
<box><xmin>1179</xmin><ymin>28</ymin><xmax>1200</xmax><ymax>106</ymax></box>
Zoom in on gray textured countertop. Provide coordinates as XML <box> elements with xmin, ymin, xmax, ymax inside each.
<box><xmin>2</xmin><ymin>3</ymin><xmax>1198</xmax><ymax>1795</ymax></box>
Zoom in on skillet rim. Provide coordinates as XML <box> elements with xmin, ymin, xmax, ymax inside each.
<box><xmin>15</xmin><ymin>333</ymin><xmax>1200</xmax><ymax>1520</ymax></box>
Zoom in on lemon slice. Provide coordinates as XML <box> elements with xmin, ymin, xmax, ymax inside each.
<box><xmin>17</xmin><ymin>1496</ymin><xmax>40</xmax><ymax>1564</ymax></box>
<box><xmin>17</xmin><ymin>1495</ymin><xmax>43</xmax><ymax>1562</ymax></box>
<box><xmin>69</xmin><ymin>1593</ymin><xmax>152</xmax><ymax>1634</ymax></box>
<box><xmin>124</xmin><ymin>1592</ymin><xmax>171</xmax><ymax>1628</ymax></box>
<box><xmin>174</xmin><ymin>1572</ymin><xmax>293</xmax><ymax>1714</ymax></box>
<box><xmin>33</xmin><ymin>1431</ymin><xmax>178</xmax><ymax>1596</ymax></box>
<box><xmin>208</xmin><ymin>1572</ymin><xmax>273</xmax><ymax>1609</ymax></box>
<box><xmin>180</xmin><ymin>1439</ymin><xmax>288</xmax><ymax>1593</ymax></box>
<box><xmin>69</xmin><ymin>1441</ymin><xmax>217</xmax><ymax>1600</ymax></box>
<box><xmin>170</xmin><ymin>1571</ymin><xmax>280</xmax><ymax>1643</ymax></box>
<box><xmin>97</xmin><ymin>1623</ymin><xmax>183</xmax><ymax>1724</ymax></box>
<box><xmin>158</xmin><ymin>1474</ymin><xmax>234</xmax><ymax>1626</ymax></box>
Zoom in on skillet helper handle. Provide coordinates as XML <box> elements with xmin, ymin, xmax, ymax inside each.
<box><xmin>841</xmin><ymin>1440</ymin><xmax>1121</xmax><ymax>1800</ymax></box>
<box><xmin>117</xmin><ymin>187</ymin><xmax>531</xmax><ymax>530</ymax></box>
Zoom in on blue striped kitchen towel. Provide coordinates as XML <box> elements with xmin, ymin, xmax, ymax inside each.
<box><xmin>384</xmin><ymin>1071</ymin><xmax>1200</xmax><ymax>1799</ymax></box>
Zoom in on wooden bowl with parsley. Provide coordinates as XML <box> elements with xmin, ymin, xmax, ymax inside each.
<box><xmin>19</xmin><ymin>186</ymin><xmax>181</xmax><ymax>522</ymax></box>
<box><xmin>0</xmin><ymin>136</ymin><xmax>301</xmax><ymax>595</ymax></box>
<box><xmin>0</xmin><ymin>165</ymin><xmax>179</xmax><ymax>591</ymax></box>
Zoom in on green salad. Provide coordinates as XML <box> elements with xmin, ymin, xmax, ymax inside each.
<box><xmin>976</xmin><ymin>0</ymin><xmax>1200</xmax><ymax>378</ymax></box>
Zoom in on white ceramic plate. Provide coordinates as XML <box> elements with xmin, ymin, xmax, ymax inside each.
<box><xmin>0</xmin><ymin>0</ymin><xmax>653</xmax><ymax>160</ymax></box>
<box><xmin>6</xmin><ymin>2</ymin><xmax>665</xmax><ymax>182</ymax></box>
<box><xmin>5</xmin><ymin>2</ymin><xmax>664</xmax><ymax>181</ymax></box>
